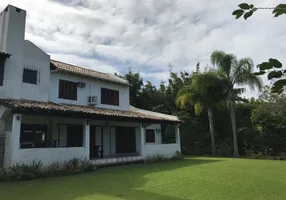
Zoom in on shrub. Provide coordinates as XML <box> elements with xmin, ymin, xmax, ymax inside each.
<box><xmin>171</xmin><ymin>151</ymin><xmax>184</xmax><ymax>161</ymax></box>
<box><xmin>0</xmin><ymin>168</ymin><xmax>9</xmax><ymax>181</ymax></box>
<box><xmin>216</xmin><ymin>139</ymin><xmax>233</xmax><ymax>157</ymax></box>
<box><xmin>1</xmin><ymin>158</ymin><xmax>97</xmax><ymax>182</ymax></box>
<box><xmin>145</xmin><ymin>152</ymin><xmax>184</xmax><ymax>163</ymax></box>
<box><xmin>44</xmin><ymin>161</ymin><xmax>61</xmax><ymax>177</ymax></box>
<box><xmin>279</xmin><ymin>152</ymin><xmax>286</xmax><ymax>160</ymax></box>
<box><xmin>63</xmin><ymin>157</ymin><xmax>81</xmax><ymax>172</ymax></box>
<box><xmin>80</xmin><ymin>158</ymin><xmax>95</xmax><ymax>172</ymax></box>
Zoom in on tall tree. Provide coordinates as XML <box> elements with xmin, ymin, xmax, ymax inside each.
<box><xmin>210</xmin><ymin>50</ymin><xmax>262</xmax><ymax>157</ymax></box>
<box><xmin>176</xmin><ymin>71</ymin><xmax>226</xmax><ymax>155</ymax></box>
<box><xmin>120</xmin><ymin>69</ymin><xmax>143</xmax><ymax>107</ymax></box>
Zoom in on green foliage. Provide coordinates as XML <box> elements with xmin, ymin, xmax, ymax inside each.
<box><xmin>232</xmin><ymin>3</ymin><xmax>257</xmax><ymax>20</ymax></box>
<box><xmin>144</xmin><ymin>152</ymin><xmax>184</xmax><ymax>163</ymax></box>
<box><xmin>0</xmin><ymin>158</ymin><xmax>96</xmax><ymax>182</ymax></box>
<box><xmin>216</xmin><ymin>139</ymin><xmax>233</xmax><ymax>157</ymax></box>
<box><xmin>233</xmin><ymin>3</ymin><xmax>286</xmax><ymax>19</ymax></box>
<box><xmin>273</xmin><ymin>4</ymin><xmax>286</xmax><ymax>17</ymax></box>
<box><xmin>233</xmin><ymin>3</ymin><xmax>286</xmax><ymax>93</ymax></box>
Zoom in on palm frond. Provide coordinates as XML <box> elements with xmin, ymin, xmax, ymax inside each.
<box><xmin>194</xmin><ymin>103</ymin><xmax>204</xmax><ymax>115</ymax></box>
<box><xmin>234</xmin><ymin>69</ymin><xmax>263</xmax><ymax>91</ymax></box>
<box><xmin>176</xmin><ymin>84</ymin><xmax>193</xmax><ymax>108</ymax></box>
<box><xmin>210</xmin><ymin>50</ymin><xmax>226</xmax><ymax>66</ymax></box>
<box><xmin>231</xmin><ymin>57</ymin><xmax>254</xmax><ymax>83</ymax></box>
<box><xmin>210</xmin><ymin>50</ymin><xmax>238</xmax><ymax>79</ymax></box>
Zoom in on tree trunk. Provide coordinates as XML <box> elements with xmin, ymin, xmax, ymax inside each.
<box><xmin>230</xmin><ymin>103</ymin><xmax>239</xmax><ymax>157</ymax></box>
<box><xmin>207</xmin><ymin>108</ymin><xmax>216</xmax><ymax>156</ymax></box>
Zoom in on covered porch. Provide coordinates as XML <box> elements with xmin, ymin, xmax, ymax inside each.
<box><xmin>0</xmin><ymin>99</ymin><xmax>181</xmax><ymax>168</ymax></box>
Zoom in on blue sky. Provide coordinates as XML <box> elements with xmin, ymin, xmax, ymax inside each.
<box><xmin>1</xmin><ymin>0</ymin><xmax>285</xmax><ymax>97</ymax></box>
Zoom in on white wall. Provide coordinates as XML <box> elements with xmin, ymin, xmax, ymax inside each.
<box><xmin>50</xmin><ymin>72</ymin><xmax>130</xmax><ymax>110</ymax></box>
<box><xmin>144</xmin><ymin>143</ymin><xmax>181</xmax><ymax>157</ymax></box>
<box><xmin>0</xmin><ymin>6</ymin><xmax>130</xmax><ymax>108</ymax></box>
<box><xmin>0</xmin><ymin>6</ymin><xmax>51</xmax><ymax>101</ymax></box>
<box><xmin>17</xmin><ymin>147</ymin><xmax>86</xmax><ymax>166</ymax></box>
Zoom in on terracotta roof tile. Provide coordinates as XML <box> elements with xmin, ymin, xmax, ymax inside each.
<box><xmin>50</xmin><ymin>60</ymin><xmax>131</xmax><ymax>86</ymax></box>
<box><xmin>0</xmin><ymin>99</ymin><xmax>181</xmax><ymax>124</ymax></box>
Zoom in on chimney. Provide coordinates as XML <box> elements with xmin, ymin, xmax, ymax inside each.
<box><xmin>0</xmin><ymin>5</ymin><xmax>27</xmax><ymax>54</ymax></box>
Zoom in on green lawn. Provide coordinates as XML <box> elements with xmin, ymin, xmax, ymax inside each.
<box><xmin>1</xmin><ymin>157</ymin><xmax>286</xmax><ymax>200</ymax></box>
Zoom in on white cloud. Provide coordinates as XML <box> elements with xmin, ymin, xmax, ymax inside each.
<box><xmin>0</xmin><ymin>0</ymin><xmax>285</xmax><ymax>98</ymax></box>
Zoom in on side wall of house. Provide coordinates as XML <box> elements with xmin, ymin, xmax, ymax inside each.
<box><xmin>50</xmin><ymin>72</ymin><xmax>130</xmax><ymax>110</ymax></box>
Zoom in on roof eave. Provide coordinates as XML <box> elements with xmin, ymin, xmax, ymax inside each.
<box><xmin>51</xmin><ymin>68</ymin><xmax>132</xmax><ymax>87</ymax></box>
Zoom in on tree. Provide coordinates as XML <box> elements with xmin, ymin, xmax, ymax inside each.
<box><xmin>232</xmin><ymin>3</ymin><xmax>286</xmax><ymax>93</ymax></box>
<box><xmin>210</xmin><ymin>50</ymin><xmax>262</xmax><ymax>157</ymax></box>
<box><xmin>123</xmin><ymin>69</ymin><xmax>143</xmax><ymax>107</ymax></box>
<box><xmin>176</xmin><ymin>71</ymin><xmax>226</xmax><ymax>155</ymax></box>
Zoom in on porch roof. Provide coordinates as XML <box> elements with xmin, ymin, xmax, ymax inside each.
<box><xmin>0</xmin><ymin>99</ymin><xmax>181</xmax><ymax>124</ymax></box>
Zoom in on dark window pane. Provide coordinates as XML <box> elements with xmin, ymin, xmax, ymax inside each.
<box><xmin>101</xmin><ymin>88</ymin><xmax>119</xmax><ymax>106</ymax></box>
<box><xmin>0</xmin><ymin>59</ymin><xmax>5</xmax><ymax>86</ymax></box>
<box><xmin>23</xmin><ymin>69</ymin><xmax>37</xmax><ymax>84</ymax></box>
<box><xmin>20</xmin><ymin>124</ymin><xmax>48</xmax><ymax>148</ymax></box>
<box><xmin>66</xmin><ymin>124</ymin><xmax>83</xmax><ymax>147</ymax></box>
<box><xmin>145</xmin><ymin>129</ymin><xmax>155</xmax><ymax>143</ymax></box>
<box><xmin>58</xmin><ymin>79</ymin><xmax>77</xmax><ymax>100</ymax></box>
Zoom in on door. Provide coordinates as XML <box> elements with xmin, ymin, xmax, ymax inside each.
<box><xmin>0</xmin><ymin>134</ymin><xmax>5</xmax><ymax>169</ymax></box>
<box><xmin>90</xmin><ymin>126</ymin><xmax>104</xmax><ymax>159</ymax></box>
<box><xmin>116</xmin><ymin>127</ymin><xmax>136</xmax><ymax>154</ymax></box>
<box><xmin>90</xmin><ymin>126</ymin><xmax>96</xmax><ymax>159</ymax></box>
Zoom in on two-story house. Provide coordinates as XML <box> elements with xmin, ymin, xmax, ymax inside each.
<box><xmin>0</xmin><ymin>5</ymin><xmax>181</xmax><ymax>169</ymax></box>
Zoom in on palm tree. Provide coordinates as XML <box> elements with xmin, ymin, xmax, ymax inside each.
<box><xmin>210</xmin><ymin>50</ymin><xmax>263</xmax><ymax>157</ymax></box>
<box><xmin>176</xmin><ymin>71</ymin><xmax>226</xmax><ymax>155</ymax></box>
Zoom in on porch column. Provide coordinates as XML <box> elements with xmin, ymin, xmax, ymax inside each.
<box><xmin>6</xmin><ymin>114</ymin><xmax>21</xmax><ymax>167</ymax></box>
<box><xmin>83</xmin><ymin>119</ymin><xmax>90</xmax><ymax>160</ymax></box>
<box><xmin>140</xmin><ymin>123</ymin><xmax>145</xmax><ymax>157</ymax></box>
<box><xmin>175</xmin><ymin>125</ymin><xmax>181</xmax><ymax>152</ymax></box>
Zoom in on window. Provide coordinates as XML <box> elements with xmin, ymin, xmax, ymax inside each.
<box><xmin>101</xmin><ymin>88</ymin><xmax>119</xmax><ymax>106</ymax></box>
<box><xmin>145</xmin><ymin>129</ymin><xmax>155</xmax><ymax>143</ymax></box>
<box><xmin>58</xmin><ymin>79</ymin><xmax>77</xmax><ymax>100</ymax></box>
<box><xmin>0</xmin><ymin>59</ymin><xmax>5</xmax><ymax>86</ymax></box>
<box><xmin>20</xmin><ymin>124</ymin><xmax>48</xmax><ymax>148</ymax></box>
<box><xmin>66</xmin><ymin>124</ymin><xmax>83</xmax><ymax>147</ymax></box>
<box><xmin>23</xmin><ymin>68</ymin><xmax>38</xmax><ymax>84</ymax></box>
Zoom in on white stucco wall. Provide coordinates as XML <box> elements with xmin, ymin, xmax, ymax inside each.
<box><xmin>18</xmin><ymin>147</ymin><xmax>86</xmax><ymax>166</ymax></box>
<box><xmin>144</xmin><ymin>143</ymin><xmax>181</xmax><ymax>157</ymax></box>
<box><xmin>0</xmin><ymin>6</ymin><xmax>50</xmax><ymax>101</ymax></box>
<box><xmin>50</xmin><ymin>72</ymin><xmax>130</xmax><ymax>110</ymax></box>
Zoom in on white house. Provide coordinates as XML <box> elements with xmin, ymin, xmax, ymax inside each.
<box><xmin>0</xmin><ymin>5</ymin><xmax>181</xmax><ymax>168</ymax></box>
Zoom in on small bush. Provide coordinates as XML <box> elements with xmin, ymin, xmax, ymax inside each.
<box><xmin>44</xmin><ymin>161</ymin><xmax>61</xmax><ymax>177</ymax></box>
<box><xmin>145</xmin><ymin>152</ymin><xmax>184</xmax><ymax>163</ymax></box>
<box><xmin>1</xmin><ymin>158</ymin><xmax>96</xmax><ymax>182</ymax></box>
<box><xmin>80</xmin><ymin>158</ymin><xmax>95</xmax><ymax>172</ymax></box>
<box><xmin>171</xmin><ymin>151</ymin><xmax>184</xmax><ymax>160</ymax></box>
<box><xmin>278</xmin><ymin>152</ymin><xmax>286</xmax><ymax>160</ymax></box>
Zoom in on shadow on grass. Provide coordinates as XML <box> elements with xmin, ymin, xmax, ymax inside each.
<box><xmin>0</xmin><ymin>158</ymin><xmax>222</xmax><ymax>200</ymax></box>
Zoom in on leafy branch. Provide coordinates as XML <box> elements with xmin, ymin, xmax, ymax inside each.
<box><xmin>232</xmin><ymin>3</ymin><xmax>286</xmax><ymax>20</ymax></box>
<box><xmin>233</xmin><ymin>3</ymin><xmax>286</xmax><ymax>93</ymax></box>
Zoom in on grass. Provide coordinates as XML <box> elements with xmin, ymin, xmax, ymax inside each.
<box><xmin>1</xmin><ymin>157</ymin><xmax>286</xmax><ymax>200</ymax></box>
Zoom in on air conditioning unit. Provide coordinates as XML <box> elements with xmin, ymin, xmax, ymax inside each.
<box><xmin>77</xmin><ymin>81</ymin><xmax>86</xmax><ymax>88</ymax></box>
<box><xmin>88</xmin><ymin>96</ymin><xmax>98</xmax><ymax>105</ymax></box>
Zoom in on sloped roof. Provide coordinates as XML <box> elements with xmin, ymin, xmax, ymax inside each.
<box><xmin>0</xmin><ymin>98</ymin><xmax>181</xmax><ymax>124</ymax></box>
<box><xmin>50</xmin><ymin>60</ymin><xmax>131</xmax><ymax>86</ymax></box>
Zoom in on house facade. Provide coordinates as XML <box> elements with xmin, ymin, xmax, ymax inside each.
<box><xmin>0</xmin><ymin>5</ymin><xmax>181</xmax><ymax>169</ymax></box>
